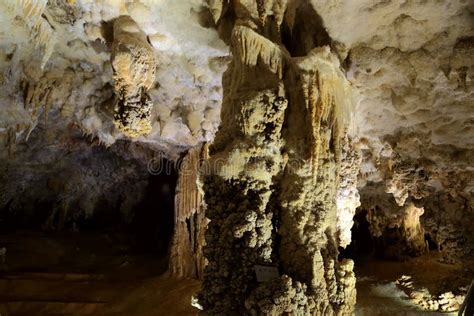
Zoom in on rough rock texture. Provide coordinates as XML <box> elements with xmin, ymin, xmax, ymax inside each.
<box><xmin>0</xmin><ymin>122</ymin><xmax>152</xmax><ymax>230</ymax></box>
<box><xmin>397</xmin><ymin>275</ymin><xmax>466</xmax><ymax>312</ymax></box>
<box><xmin>0</xmin><ymin>0</ymin><xmax>228</xmax><ymax>156</ymax></box>
<box><xmin>0</xmin><ymin>0</ymin><xmax>227</xmax><ymax>225</ymax></box>
<box><xmin>169</xmin><ymin>143</ymin><xmax>208</xmax><ymax>279</ymax></box>
<box><xmin>111</xmin><ymin>15</ymin><xmax>156</xmax><ymax>138</ymax></box>
<box><xmin>362</xmin><ymin>187</ymin><xmax>427</xmax><ymax>259</ymax></box>
<box><xmin>276</xmin><ymin>47</ymin><xmax>356</xmax><ymax>315</ymax></box>
<box><xmin>336</xmin><ymin>138</ymin><xmax>361</xmax><ymax>248</ymax></box>
<box><xmin>315</xmin><ymin>0</ymin><xmax>474</xmax><ymax>262</ymax></box>
<box><xmin>1</xmin><ymin>1</ymin><xmax>472</xmax><ymax>254</ymax></box>
<box><xmin>199</xmin><ymin>1</ymin><xmax>356</xmax><ymax>314</ymax></box>
<box><xmin>0</xmin><ymin>1</ymin><xmax>473</xmax><ymax>313</ymax></box>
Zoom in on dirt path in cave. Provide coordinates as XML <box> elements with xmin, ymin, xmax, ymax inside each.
<box><xmin>0</xmin><ymin>231</ymin><xmax>200</xmax><ymax>316</ymax></box>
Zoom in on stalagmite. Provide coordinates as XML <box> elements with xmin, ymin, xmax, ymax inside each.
<box><xmin>274</xmin><ymin>47</ymin><xmax>356</xmax><ymax>315</ymax></box>
<box><xmin>198</xmin><ymin>25</ymin><xmax>290</xmax><ymax>313</ymax></box>
<box><xmin>169</xmin><ymin>143</ymin><xmax>209</xmax><ymax>279</ymax></box>
<box><xmin>199</xmin><ymin>1</ymin><xmax>356</xmax><ymax>314</ymax></box>
<box><xmin>111</xmin><ymin>16</ymin><xmax>157</xmax><ymax>138</ymax></box>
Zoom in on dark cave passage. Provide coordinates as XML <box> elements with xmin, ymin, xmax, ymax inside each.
<box><xmin>425</xmin><ymin>233</ymin><xmax>438</xmax><ymax>251</ymax></box>
<box><xmin>340</xmin><ymin>210</ymin><xmax>374</xmax><ymax>261</ymax></box>
<box><xmin>0</xmin><ymin>155</ymin><xmax>181</xmax><ymax>314</ymax></box>
<box><xmin>131</xmin><ymin>163</ymin><xmax>177</xmax><ymax>256</ymax></box>
<box><xmin>0</xmin><ymin>157</ymin><xmax>178</xmax><ymax>256</ymax></box>
<box><xmin>0</xmin><ymin>155</ymin><xmax>179</xmax><ymax>280</ymax></box>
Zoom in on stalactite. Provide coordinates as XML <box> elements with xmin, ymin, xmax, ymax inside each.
<box><xmin>232</xmin><ymin>26</ymin><xmax>289</xmax><ymax>78</ymax></box>
<box><xmin>110</xmin><ymin>16</ymin><xmax>156</xmax><ymax>138</ymax></box>
<box><xmin>0</xmin><ymin>0</ymin><xmax>57</xmax><ymax>69</ymax></box>
<box><xmin>336</xmin><ymin>135</ymin><xmax>361</xmax><ymax>248</ymax></box>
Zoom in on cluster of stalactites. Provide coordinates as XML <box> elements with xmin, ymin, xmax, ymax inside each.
<box><xmin>111</xmin><ymin>15</ymin><xmax>156</xmax><ymax>138</ymax></box>
<box><xmin>1</xmin><ymin>0</ymin><xmax>57</xmax><ymax>69</ymax></box>
<box><xmin>208</xmin><ymin>0</ymin><xmax>300</xmax><ymax>34</ymax></box>
<box><xmin>297</xmin><ymin>47</ymin><xmax>353</xmax><ymax>183</ymax></box>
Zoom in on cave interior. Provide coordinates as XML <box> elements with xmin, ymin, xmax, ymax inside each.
<box><xmin>0</xmin><ymin>0</ymin><xmax>473</xmax><ymax>315</ymax></box>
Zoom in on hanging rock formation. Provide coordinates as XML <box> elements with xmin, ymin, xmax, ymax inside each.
<box><xmin>199</xmin><ymin>1</ymin><xmax>356</xmax><ymax>314</ymax></box>
<box><xmin>111</xmin><ymin>15</ymin><xmax>157</xmax><ymax>138</ymax></box>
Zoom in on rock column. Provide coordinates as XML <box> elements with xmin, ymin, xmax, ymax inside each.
<box><xmin>169</xmin><ymin>143</ymin><xmax>209</xmax><ymax>279</ymax></box>
<box><xmin>200</xmin><ymin>1</ymin><xmax>357</xmax><ymax>314</ymax></box>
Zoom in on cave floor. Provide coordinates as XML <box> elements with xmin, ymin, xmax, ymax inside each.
<box><xmin>354</xmin><ymin>254</ymin><xmax>471</xmax><ymax>315</ymax></box>
<box><xmin>0</xmin><ymin>231</ymin><xmax>469</xmax><ymax>315</ymax></box>
<box><xmin>0</xmin><ymin>231</ymin><xmax>200</xmax><ymax>316</ymax></box>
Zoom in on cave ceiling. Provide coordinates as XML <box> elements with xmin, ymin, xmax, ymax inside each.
<box><xmin>0</xmin><ymin>0</ymin><xmax>473</xmax><ymax>231</ymax></box>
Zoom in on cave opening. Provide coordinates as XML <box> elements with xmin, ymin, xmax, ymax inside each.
<box><xmin>0</xmin><ymin>152</ymin><xmax>179</xmax><ymax>310</ymax></box>
<box><xmin>130</xmin><ymin>166</ymin><xmax>177</xmax><ymax>257</ymax></box>
<box><xmin>340</xmin><ymin>209</ymin><xmax>374</xmax><ymax>261</ymax></box>
<box><xmin>424</xmin><ymin>233</ymin><xmax>438</xmax><ymax>251</ymax></box>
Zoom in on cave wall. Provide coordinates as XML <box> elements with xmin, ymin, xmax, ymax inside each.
<box><xmin>0</xmin><ymin>0</ymin><xmax>228</xmax><ymax>232</ymax></box>
<box><xmin>302</xmin><ymin>0</ymin><xmax>474</xmax><ymax>264</ymax></box>
<box><xmin>0</xmin><ymin>120</ymin><xmax>151</xmax><ymax>230</ymax></box>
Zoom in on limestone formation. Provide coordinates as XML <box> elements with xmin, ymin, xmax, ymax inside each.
<box><xmin>363</xmin><ymin>195</ymin><xmax>427</xmax><ymax>259</ymax></box>
<box><xmin>111</xmin><ymin>16</ymin><xmax>156</xmax><ymax>138</ymax></box>
<box><xmin>277</xmin><ymin>47</ymin><xmax>356</xmax><ymax>316</ymax></box>
<box><xmin>199</xmin><ymin>1</ymin><xmax>356</xmax><ymax>314</ymax></box>
<box><xmin>397</xmin><ymin>275</ymin><xmax>466</xmax><ymax>312</ymax></box>
<box><xmin>169</xmin><ymin>143</ymin><xmax>209</xmax><ymax>279</ymax></box>
<box><xmin>336</xmin><ymin>137</ymin><xmax>361</xmax><ymax>248</ymax></box>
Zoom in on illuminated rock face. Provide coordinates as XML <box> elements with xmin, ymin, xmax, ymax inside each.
<box><xmin>111</xmin><ymin>16</ymin><xmax>157</xmax><ymax>138</ymax></box>
<box><xmin>199</xmin><ymin>1</ymin><xmax>356</xmax><ymax>314</ymax></box>
<box><xmin>169</xmin><ymin>144</ymin><xmax>208</xmax><ymax>279</ymax></box>
<box><xmin>321</xmin><ymin>0</ymin><xmax>474</xmax><ymax>262</ymax></box>
<box><xmin>0</xmin><ymin>0</ymin><xmax>228</xmax><ymax>157</ymax></box>
<box><xmin>0</xmin><ymin>0</ymin><xmax>228</xmax><ymax>225</ymax></box>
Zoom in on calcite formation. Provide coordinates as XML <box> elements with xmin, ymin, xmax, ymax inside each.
<box><xmin>333</xmin><ymin>0</ymin><xmax>474</xmax><ymax>263</ymax></box>
<box><xmin>0</xmin><ymin>0</ymin><xmax>228</xmax><ymax>158</ymax></box>
<box><xmin>169</xmin><ymin>143</ymin><xmax>209</xmax><ymax>279</ymax></box>
<box><xmin>199</xmin><ymin>1</ymin><xmax>356</xmax><ymax>314</ymax></box>
<box><xmin>0</xmin><ymin>0</ymin><xmax>228</xmax><ymax>228</ymax></box>
<box><xmin>358</xmin><ymin>138</ymin><xmax>474</xmax><ymax>261</ymax></box>
<box><xmin>363</xmin><ymin>190</ymin><xmax>427</xmax><ymax>259</ymax></box>
<box><xmin>111</xmin><ymin>16</ymin><xmax>156</xmax><ymax>138</ymax></box>
<box><xmin>336</xmin><ymin>137</ymin><xmax>361</xmax><ymax>248</ymax></box>
<box><xmin>397</xmin><ymin>275</ymin><xmax>466</xmax><ymax>313</ymax></box>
